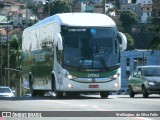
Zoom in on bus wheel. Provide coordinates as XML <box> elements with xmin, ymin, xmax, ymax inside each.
<box><xmin>29</xmin><ymin>74</ymin><xmax>34</xmax><ymax>96</ymax></box>
<box><xmin>100</xmin><ymin>92</ymin><xmax>109</xmax><ymax>99</ymax></box>
<box><xmin>32</xmin><ymin>90</ymin><xmax>38</xmax><ymax>97</ymax></box>
<box><xmin>129</xmin><ymin>86</ymin><xmax>135</xmax><ymax>98</ymax></box>
<box><xmin>52</xmin><ymin>74</ymin><xmax>63</xmax><ymax>98</ymax></box>
<box><xmin>53</xmin><ymin>91</ymin><xmax>63</xmax><ymax>98</ymax></box>
<box><xmin>37</xmin><ymin>91</ymin><xmax>44</xmax><ymax>97</ymax></box>
<box><xmin>66</xmin><ymin>92</ymin><xmax>80</xmax><ymax>97</ymax></box>
<box><xmin>142</xmin><ymin>86</ymin><xmax>148</xmax><ymax>98</ymax></box>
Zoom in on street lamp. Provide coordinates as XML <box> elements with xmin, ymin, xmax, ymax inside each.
<box><xmin>46</xmin><ymin>0</ymin><xmax>54</xmax><ymax>17</ymax></box>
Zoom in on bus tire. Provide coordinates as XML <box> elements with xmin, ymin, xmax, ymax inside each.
<box><xmin>37</xmin><ymin>91</ymin><xmax>45</xmax><ymax>97</ymax></box>
<box><xmin>29</xmin><ymin>74</ymin><xmax>34</xmax><ymax>96</ymax></box>
<box><xmin>56</xmin><ymin>92</ymin><xmax>63</xmax><ymax>98</ymax></box>
<box><xmin>66</xmin><ymin>92</ymin><xmax>80</xmax><ymax>97</ymax></box>
<box><xmin>100</xmin><ymin>91</ymin><xmax>109</xmax><ymax>99</ymax></box>
<box><xmin>52</xmin><ymin>74</ymin><xmax>63</xmax><ymax>98</ymax></box>
<box><xmin>32</xmin><ymin>90</ymin><xmax>37</xmax><ymax>97</ymax></box>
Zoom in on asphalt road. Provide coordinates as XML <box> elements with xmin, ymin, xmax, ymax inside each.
<box><xmin>0</xmin><ymin>94</ymin><xmax>160</xmax><ymax>120</ymax></box>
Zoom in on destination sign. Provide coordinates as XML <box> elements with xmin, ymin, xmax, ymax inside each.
<box><xmin>68</xmin><ymin>29</ymin><xmax>86</xmax><ymax>32</ymax></box>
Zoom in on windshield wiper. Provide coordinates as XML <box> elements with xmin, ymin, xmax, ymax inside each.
<box><xmin>68</xmin><ymin>57</ymin><xmax>86</xmax><ymax>63</ymax></box>
<box><xmin>99</xmin><ymin>55</ymin><xmax>108</xmax><ymax>70</ymax></box>
<box><xmin>92</xmin><ymin>53</ymin><xmax>108</xmax><ymax>70</ymax></box>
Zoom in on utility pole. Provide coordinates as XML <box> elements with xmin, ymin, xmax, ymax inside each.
<box><xmin>103</xmin><ymin>0</ymin><xmax>106</xmax><ymax>14</ymax></box>
<box><xmin>7</xmin><ymin>14</ymin><xmax>10</xmax><ymax>87</ymax></box>
<box><xmin>48</xmin><ymin>0</ymin><xmax>50</xmax><ymax>16</ymax></box>
<box><xmin>25</xmin><ymin>3</ymin><xmax>28</xmax><ymax>28</ymax></box>
<box><xmin>0</xmin><ymin>30</ymin><xmax>3</xmax><ymax>85</ymax></box>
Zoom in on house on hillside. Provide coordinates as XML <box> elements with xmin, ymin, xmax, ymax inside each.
<box><xmin>120</xmin><ymin>0</ymin><xmax>152</xmax><ymax>23</ymax></box>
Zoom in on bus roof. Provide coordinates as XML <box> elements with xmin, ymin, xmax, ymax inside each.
<box><xmin>55</xmin><ymin>13</ymin><xmax>116</xmax><ymax>27</ymax></box>
<box><xmin>24</xmin><ymin>13</ymin><xmax>116</xmax><ymax>32</ymax></box>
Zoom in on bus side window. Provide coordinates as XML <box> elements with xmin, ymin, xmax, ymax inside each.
<box><xmin>56</xmin><ymin>46</ymin><xmax>63</xmax><ymax>65</ymax></box>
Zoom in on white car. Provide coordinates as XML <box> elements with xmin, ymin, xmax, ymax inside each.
<box><xmin>0</xmin><ymin>86</ymin><xmax>15</xmax><ymax>97</ymax></box>
<box><xmin>23</xmin><ymin>93</ymin><xmax>32</xmax><ymax>97</ymax></box>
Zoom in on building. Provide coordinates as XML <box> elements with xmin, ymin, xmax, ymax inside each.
<box><xmin>10</xmin><ymin>2</ymin><xmax>26</xmax><ymax>27</ymax></box>
<box><xmin>120</xmin><ymin>0</ymin><xmax>152</xmax><ymax>23</ymax></box>
<box><xmin>72</xmin><ymin>0</ymin><xmax>113</xmax><ymax>14</ymax></box>
<box><xmin>120</xmin><ymin>3</ymin><xmax>142</xmax><ymax>22</ymax></box>
<box><xmin>3</xmin><ymin>0</ymin><xmax>14</xmax><ymax>3</ymax></box>
<box><xmin>121</xmin><ymin>50</ymin><xmax>160</xmax><ymax>88</ymax></box>
<box><xmin>32</xmin><ymin>0</ymin><xmax>45</xmax><ymax>5</ymax></box>
<box><xmin>135</xmin><ymin>0</ymin><xmax>152</xmax><ymax>4</ymax></box>
<box><xmin>0</xmin><ymin>0</ymin><xmax>4</xmax><ymax>6</ymax></box>
<box><xmin>17</xmin><ymin>0</ymin><xmax>34</xmax><ymax>3</ymax></box>
<box><xmin>152</xmin><ymin>0</ymin><xmax>160</xmax><ymax>17</ymax></box>
<box><xmin>0</xmin><ymin>0</ymin><xmax>37</xmax><ymax>27</ymax></box>
<box><xmin>139</xmin><ymin>1</ymin><xmax>152</xmax><ymax>23</ymax></box>
<box><xmin>119</xmin><ymin>0</ymin><xmax>132</xmax><ymax>4</ymax></box>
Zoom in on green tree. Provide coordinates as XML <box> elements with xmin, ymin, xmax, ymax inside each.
<box><xmin>51</xmin><ymin>0</ymin><xmax>72</xmax><ymax>15</ymax></box>
<box><xmin>124</xmin><ymin>33</ymin><xmax>135</xmax><ymax>50</ymax></box>
<box><xmin>29</xmin><ymin>1</ymin><xmax>44</xmax><ymax>17</ymax></box>
<box><xmin>150</xmin><ymin>37</ymin><xmax>160</xmax><ymax>50</ymax></box>
<box><xmin>9</xmin><ymin>35</ymin><xmax>22</xmax><ymax>96</ymax></box>
<box><xmin>120</xmin><ymin>10</ymin><xmax>138</xmax><ymax>28</ymax></box>
<box><xmin>147</xmin><ymin>17</ymin><xmax>160</xmax><ymax>64</ymax></box>
<box><xmin>44</xmin><ymin>0</ymin><xmax>72</xmax><ymax>16</ymax></box>
<box><xmin>10</xmin><ymin>35</ymin><xmax>22</xmax><ymax>68</ymax></box>
<box><xmin>150</xmin><ymin>36</ymin><xmax>160</xmax><ymax>64</ymax></box>
<box><xmin>148</xmin><ymin>17</ymin><xmax>160</xmax><ymax>37</ymax></box>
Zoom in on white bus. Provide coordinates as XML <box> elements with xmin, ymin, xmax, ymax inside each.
<box><xmin>22</xmin><ymin>13</ymin><xmax>127</xmax><ymax>98</ymax></box>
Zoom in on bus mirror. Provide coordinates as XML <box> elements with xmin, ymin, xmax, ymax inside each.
<box><xmin>118</xmin><ymin>32</ymin><xmax>127</xmax><ymax>51</ymax></box>
<box><xmin>57</xmin><ymin>33</ymin><xmax>63</xmax><ymax>50</ymax></box>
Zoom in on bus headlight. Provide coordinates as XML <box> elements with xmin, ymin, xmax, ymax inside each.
<box><xmin>68</xmin><ymin>83</ymin><xmax>73</xmax><ymax>88</ymax></box>
<box><xmin>111</xmin><ymin>73</ymin><xmax>120</xmax><ymax>79</ymax></box>
<box><xmin>114</xmin><ymin>83</ymin><xmax>119</xmax><ymax>87</ymax></box>
<box><xmin>67</xmin><ymin>74</ymin><xmax>77</xmax><ymax>79</ymax></box>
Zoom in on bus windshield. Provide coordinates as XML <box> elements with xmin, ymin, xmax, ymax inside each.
<box><xmin>62</xmin><ymin>27</ymin><xmax>119</xmax><ymax>69</ymax></box>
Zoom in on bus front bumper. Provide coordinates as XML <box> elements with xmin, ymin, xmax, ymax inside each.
<box><xmin>60</xmin><ymin>77</ymin><xmax>121</xmax><ymax>92</ymax></box>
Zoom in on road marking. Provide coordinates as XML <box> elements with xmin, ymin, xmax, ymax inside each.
<box><xmin>43</xmin><ymin>100</ymin><xmax>68</xmax><ymax>104</ymax></box>
<box><xmin>141</xmin><ymin>99</ymin><xmax>160</xmax><ymax>102</ymax></box>
<box><xmin>135</xmin><ymin>117</ymin><xmax>153</xmax><ymax>120</ymax></box>
<box><xmin>90</xmin><ymin>106</ymin><xmax>109</xmax><ymax>111</ymax></box>
<box><xmin>0</xmin><ymin>117</ymin><xmax>5</xmax><ymax>120</ymax></box>
<box><xmin>43</xmin><ymin>99</ymin><xmax>155</xmax><ymax>120</ymax></box>
<box><xmin>78</xmin><ymin>104</ymin><xmax>88</xmax><ymax>107</ymax></box>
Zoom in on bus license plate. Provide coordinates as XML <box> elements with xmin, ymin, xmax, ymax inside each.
<box><xmin>89</xmin><ymin>85</ymin><xmax>99</xmax><ymax>88</ymax></box>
